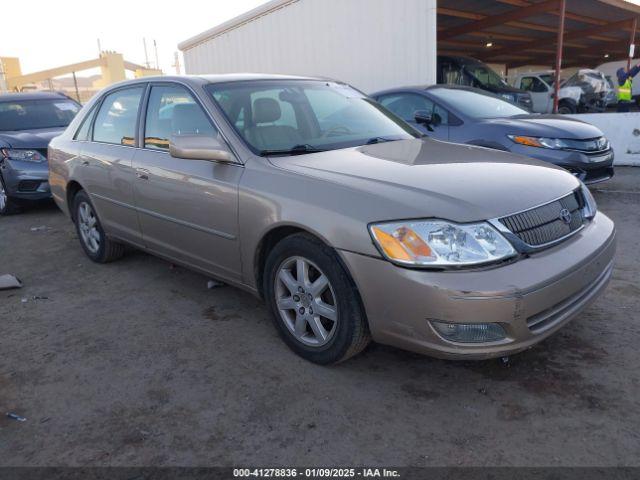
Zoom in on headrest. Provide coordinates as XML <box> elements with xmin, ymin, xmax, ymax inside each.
<box><xmin>252</xmin><ymin>97</ymin><xmax>281</xmax><ymax>124</ymax></box>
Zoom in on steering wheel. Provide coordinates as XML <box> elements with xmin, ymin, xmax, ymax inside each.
<box><xmin>321</xmin><ymin>125</ymin><xmax>354</xmax><ymax>138</ymax></box>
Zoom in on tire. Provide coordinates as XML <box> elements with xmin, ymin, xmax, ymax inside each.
<box><xmin>73</xmin><ymin>190</ymin><xmax>124</xmax><ymax>263</ymax></box>
<box><xmin>0</xmin><ymin>174</ymin><xmax>21</xmax><ymax>215</ymax></box>
<box><xmin>558</xmin><ymin>101</ymin><xmax>577</xmax><ymax>115</ymax></box>
<box><xmin>263</xmin><ymin>233</ymin><xmax>371</xmax><ymax>364</ymax></box>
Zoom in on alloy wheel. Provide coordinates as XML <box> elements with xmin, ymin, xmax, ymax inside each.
<box><xmin>77</xmin><ymin>201</ymin><xmax>101</xmax><ymax>254</ymax></box>
<box><xmin>275</xmin><ymin>256</ymin><xmax>338</xmax><ymax>347</ymax></box>
<box><xmin>0</xmin><ymin>181</ymin><xmax>6</xmax><ymax>212</ymax></box>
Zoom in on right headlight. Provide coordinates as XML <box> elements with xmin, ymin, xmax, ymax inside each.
<box><xmin>369</xmin><ymin>220</ymin><xmax>516</xmax><ymax>268</ymax></box>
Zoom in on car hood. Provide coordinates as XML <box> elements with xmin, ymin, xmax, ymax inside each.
<box><xmin>481</xmin><ymin>114</ymin><xmax>602</xmax><ymax>138</ymax></box>
<box><xmin>268</xmin><ymin>138</ymin><xmax>580</xmax><ymax>223</ymax></box>
<box><xmin>0</xmin><ymin>127</ymin><xmax>66</xmax><ymax>149</ymax></box>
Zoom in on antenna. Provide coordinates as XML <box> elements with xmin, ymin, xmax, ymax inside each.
<box><xmin>143</xmin><ymin>38</ymin><xmax>150</xmax><ymax>69</ymax></box>
<box><xmin>154</xmin><ymin>39</ymin><xmax>160</xmax><ymax>71</ymax></box>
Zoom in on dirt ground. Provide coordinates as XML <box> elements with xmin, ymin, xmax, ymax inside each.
<box><xmin>1</xmin><ymin>168</ymin><xmax>639</xmax><ymax>467</ymax></box>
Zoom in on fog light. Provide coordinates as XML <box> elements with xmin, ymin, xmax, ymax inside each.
<box><xmin>431</xmin><ymin>321</ymin><xmax>506</xmax><ymax>343</ymax></box>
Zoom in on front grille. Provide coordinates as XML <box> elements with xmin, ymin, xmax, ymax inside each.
<box><xmin>499</xmin><ymin>190</ymin><xmax>585</xmax><ymax>247</ymax></box>
<box><xmin>18</xmin><ymin>180</ymin><xmax>42</xmax><ymax>192</ymax></box>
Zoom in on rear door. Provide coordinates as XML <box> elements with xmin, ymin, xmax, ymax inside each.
<box><xmin>132</xmin><ymin>82</ymin><xmax>244</xmax><ymax>281</ymax></box>
<box><xmin>79</xmin><ymin>85</ymin><xmax>145</xmax><ymax>246</ymax></box>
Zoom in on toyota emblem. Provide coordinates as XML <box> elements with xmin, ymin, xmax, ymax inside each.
<box><xmin>559</xmin><ymin>208</ymin><xmax>572</xmax><ymax>225</ymax></box>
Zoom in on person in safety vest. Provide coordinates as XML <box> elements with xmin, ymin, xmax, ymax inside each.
<box><xmin>616</xmin><ymin>64</ymin><xmax>640</xmax><ymax>112</ymax></box>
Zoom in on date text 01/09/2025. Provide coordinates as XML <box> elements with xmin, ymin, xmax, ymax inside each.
<box><xmin>232</xmin><ymin>468</ymin><xmax>401</xmax><ymax>478</ymax></box>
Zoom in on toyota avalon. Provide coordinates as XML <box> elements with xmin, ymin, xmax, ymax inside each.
<box><xmin>48</xmin><ymin>75</ymin><xmax>616</xmax><ymax>364</ymax></box>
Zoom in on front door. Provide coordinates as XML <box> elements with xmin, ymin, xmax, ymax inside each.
<box><xmin>519</xmin><ymin>76</ymin><xmax>551</xmax><ymax>113</ymax></box>
<box><xmin>132</xmin><ymin>83</ymin><xmax>244</xmax><ymax>282</ymax></box>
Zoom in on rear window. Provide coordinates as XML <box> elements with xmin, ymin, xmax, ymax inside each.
<box><xmin>0</xmin><ymin>99</ymin><xmax>80</xmax><ymax>131</ymax></box>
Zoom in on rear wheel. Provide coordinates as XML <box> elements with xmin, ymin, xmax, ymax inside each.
<box><xmin>73</xmin><ymin>190</ymin><xmax>124</xmax><ymax>263</ymax></box>
<box><xmin>264</xmin><ymin>233</ymin><xmax>370</xmax><ymax>364</ymax></box>
<box><xmin>0</xmin><ymin>175</ymin><xmax>21</xmax><ymax>215</ymax></box>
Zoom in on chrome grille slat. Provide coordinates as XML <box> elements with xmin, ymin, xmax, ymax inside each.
<box><xmin>499</xmin><ymin>190</ymin><xmax>585</xmax><ymax>248</ymax></box>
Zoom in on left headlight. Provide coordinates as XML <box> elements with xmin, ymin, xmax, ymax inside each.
<box><xmin>1</xmin><ymin>148</ymin><xmax>45</xmax><ymax>163</ymax></box>
<box><xmin>508</xmin><ymin>135</ymin><xmax>569</xmax><ymax>150</ymax></box>
<box><xmin>369</xmin><ymin>220</ymin><xmax>516</xmax><ymax>268</ymax></box>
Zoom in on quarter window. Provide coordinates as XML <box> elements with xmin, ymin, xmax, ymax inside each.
<box><xmin>144</xmin><ymin>84</ymin><xmax>217</xmax><ymax>150</ymax></box>
<box><xmin>74</xmin><ymin>104</ymin><xmax>98</xmax><ymax>141</ymax></box>
<box><xmin>93</xmin><ymin>87</ymin><xmax>144</xmax><ymax>146</ymax></box>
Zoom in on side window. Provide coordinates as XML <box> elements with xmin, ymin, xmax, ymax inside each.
<box><xmin>521</xmin><ymin>77</ymin><xmax>547</xmax><ymax>93</ymax></box>
<box><xmin>379</xmin><ymin>93</ymin><xmax>434</xmax><ymax>122</ymax></box>
<box><xmin>433</xmin><ymin>103</ymin><xmax>449</xmax><ymax>125</ymax></box>
<box><xmin>93</xmin><ymin>87</ymin><xmax>144</xmax><ymax>146</ymax></box>
<box><xmin>144</xmin><ymin>84</ymin><xmax>217</xmax><ymax>150</ymax></box>
<box><xmin>74</xmin><ymin>105</ymin><xmax>98</xmax><ymax>141</ymax></box>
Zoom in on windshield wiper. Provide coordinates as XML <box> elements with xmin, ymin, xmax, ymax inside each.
<box><xmin>260</xmin><ymin>144</ymin><xmax>326</xmax><ymax>156</ymax></box>
<box><xmin>364</xmin><ymin>136</ymin><xmax>399</xmax><ymax>145</ymax></box>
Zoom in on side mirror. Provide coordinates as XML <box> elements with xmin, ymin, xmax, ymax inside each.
<box><xmin>169</xmin><ymin>134</ymin><xmax>235</xmax><ymax>163</ymax></box>
<box><xmin>414</xmin><ymin>110</ymin><xmax>434</xmax><ymax>131</ymax></box>
<box><xmin>414</xmin><ymin>110</ymin><xmax>433</xmax><ymax>125</ymax></box>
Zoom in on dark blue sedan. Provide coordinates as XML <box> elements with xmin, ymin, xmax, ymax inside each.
<box><xmin>0</xmin><ymin>91</ymin><xmax>80</xmax><ymax>215</ymax></box>
<box><xmin>371</xmin><ymin>85</ymin><xmax>614</xmax><ymax>184</ymax></box>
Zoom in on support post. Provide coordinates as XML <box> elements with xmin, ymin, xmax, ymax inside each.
<box><xmin>72</xmin><ymin>71</ymin><xmax>81</xmax><ymax>104</ymax></box>
<box><xmin>553</xmin><ymin>0</ymin><xmax>566</xmax><ymax>114</ymax></box>
<box><xmin>627</xmin><ymin>17</ymin><xmax>637</xmax><ymax>72</ymax></box>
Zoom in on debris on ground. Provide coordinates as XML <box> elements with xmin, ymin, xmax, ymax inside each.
<box><xmin>6</xmin><ymin>412</ymin><xmax>27</xmax><ymax>422</ymax></box>
<box><xmin>207</xmin><ymin>279</ymin><xmax>225</xmax><ymax>289</ymax></box>
<box><xmin>0</xmin><ymin>274</ymin><xmax>22</xmax><ymax>291</ymax></box>
<box><xmin>30</xmin><ymin>226</ymin><xmax>50</xmax><ymax>232</ymax></box>
<box><xmin>20</xmin><ymin>295</ymin><xmax>50</xmax><ymax>303</ymax></box>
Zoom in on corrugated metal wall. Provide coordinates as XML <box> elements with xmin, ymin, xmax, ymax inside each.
<box><xmin>182</xmin><ymin>0</ymin><xmax>436</xmax><ymax>93</ymax></box>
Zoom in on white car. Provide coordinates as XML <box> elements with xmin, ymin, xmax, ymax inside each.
<box><xmin>512</xmin><ymin>71</ymin><xmax>582</xmax><ymax>114</ymax></box>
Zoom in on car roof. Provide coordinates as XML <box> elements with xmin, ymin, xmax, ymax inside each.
<box><xmin>100</xmin><ymin>73</ymin><xmax>335</xmax><ymax>91</ymax></box>
<box><xmin>373</xmin><ymin>84</ymin><xmax>492</xmax><ymax>96</ymax></box>
<box><xmin>0</xmin><ymin>91</ymin><xmax>71</xmax><ymax>102</ymax></box>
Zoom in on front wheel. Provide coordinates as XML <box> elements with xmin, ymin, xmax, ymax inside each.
<box><xmin>263</xmin><ymin>233</ymin><xmax>370</xmax><ymax>364</ymax></box>
<box><xmin>0</xmin><ymin>175</ymin><xmax>21</xmax><ymax>215</ymax></box>
<box><xmin>73</xmin><ymin>190</ymin><xmax>124</xmax><ymax>263</ymax></box>
<box><xmin>557</xmin><ymin>101</ymin><xmax>577</xmax><ymax>115</ymax></box>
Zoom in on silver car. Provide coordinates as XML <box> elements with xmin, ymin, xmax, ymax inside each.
<box><xmin>48</xmin><ymin>75</ymin><xmax>616</xmax><ymax>364</ymax></box>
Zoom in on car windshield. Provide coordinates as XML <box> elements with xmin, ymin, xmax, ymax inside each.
<box><xmin>463</xmin><ymin>63</ymin><xmax>508</xmax><ymax>88</ymax></box>
<box><xmin>429</xmin><ymin>88</ymin><xmax>528</xmax><ymax>119</ymax></box>
<box><xmin>0</xmin><ymin>98</ymin><xmax>80</xmax><ymax>131</ymax></box>
<box><xmin>206</xmin><ymin>80</ymin><xmax>418</xmax><ymax>155</ymax></box>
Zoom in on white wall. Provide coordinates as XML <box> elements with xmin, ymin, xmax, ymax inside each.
<box><xmin>569</xmin><ymin>112</ymin><xmax>640</xmax><ymax>166</ymax></box>
<box><xmin>181</xmin><ymin>0</ymin><xmax>437</xmax><ymax>93</ymax></box>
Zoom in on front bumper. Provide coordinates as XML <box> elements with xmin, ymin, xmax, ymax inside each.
<box><xmin>0</xmin><ymin>158</ymin><xmax>51</xmax><ymax>201</ymax></box>
<box><xmin>509</xmin><ymin>145</ymin><xmax>614</xmax><ymax>184</ymax></box>
<box><xmin>339</xmin><ymin>212</ymin><xmax>616</xmax><ymax>360</ymax></box>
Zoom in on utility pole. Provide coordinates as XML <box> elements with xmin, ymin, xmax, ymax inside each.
<box><xmin>0</xmin><ymin>59</ymin><xmax>7</xmax><ymax>93</ymax></box>
<box><xmin>143</xmin><ymin>38</ymin><xmax>150</xmax><ymax>69</ymax></box>
<box><xmin>154</xmin><ymin>39</ymin><xmax>160</xmax><ymax>71</ymax></box>
<box><xmin>173</xmin><ymin>51</ymin><xmax>181</xmax><ymax>75</ymax></box>
<box><xmin>97</xmin><ymin>38</ymin><xmax>102</xmax><ymax>56</ymax></box>
<box><xmin>72</xmin><ymin>71</ymin><xmax>81</xmax><ymax>104</ymax></box>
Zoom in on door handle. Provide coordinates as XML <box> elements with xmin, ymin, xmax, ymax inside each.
<box><xmin>136</xmin><ymin>168</ymin><xmax>150</xmax><ymax>180</ymax></box>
